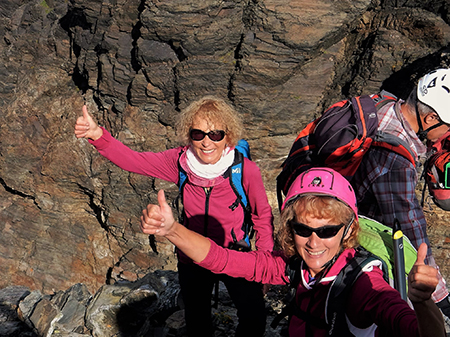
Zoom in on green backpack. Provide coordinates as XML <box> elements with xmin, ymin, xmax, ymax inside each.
<box><xmin>358</xmin><ymin>215</ymin><xmax>417</xmax><ymax>290</ymax></box>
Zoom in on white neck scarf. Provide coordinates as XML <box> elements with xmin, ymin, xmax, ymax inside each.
<box><xmin>185</xmin><ymin>146</ymin><xmax>235</xmax><ymax>179</ymax></box>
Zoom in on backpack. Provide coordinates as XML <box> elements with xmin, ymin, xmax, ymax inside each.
<box><xmin>358</xmin><ymin>216</ymin><xmax>417</xmax><ymax>287</ymax></box>
<box><xmin>422</xmin><ymin>131</ymin><xmax>450</xmax><ymax>211</ymax></box>
<box><xmin>276</xmin><ymin>91</ymin><xmax>416</xmax><ymax>210</ymax></box>
<box><xmin>271</xmin><ymin>216</ymin><xmax>417</xmax><ymax>334</ymax></box>
<box><xmin>175</xmin><ymin>139</ymin><xmax>254</xmax><ymax>251</ymax></box>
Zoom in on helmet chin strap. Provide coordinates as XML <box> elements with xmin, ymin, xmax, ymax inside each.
<box><xmin>415</xmin><ymin>103</ymin><xmax>445</xmax><ymax>141</ymax></box>
<box><xmin>341</xmin><ymin>215</ymin><xmax>354</xmax><ymax>239</ymax></box>
<box><xmin>415</xmin><ymin>103</ymin><xmax>428</xmax><ymax>141</ymax></box>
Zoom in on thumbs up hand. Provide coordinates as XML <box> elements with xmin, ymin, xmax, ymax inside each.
<box><xmin>408</xmin><ymin>243</ymin><xmax>439</xmax><ymax>303</ymax></box>
<box><xmin>140</xmin><ymin>190</ymin><xmax>176</xmax><ymax>236</ymax></box>
<box><xmin>74</xmin><ymin>105</ymin><xmax>103</xmax><ymax>140</ymax></box>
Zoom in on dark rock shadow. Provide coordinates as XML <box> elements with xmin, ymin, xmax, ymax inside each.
<box><xmin>381</xmin><ymin>46</ymin><xmax>450</xmax><ymax>99</ymax></box>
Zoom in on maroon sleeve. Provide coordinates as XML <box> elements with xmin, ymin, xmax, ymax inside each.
<box><xmin>346</xmin><ymin>266</ymin><xmax>419</xmax><ymax>336</ymax></box>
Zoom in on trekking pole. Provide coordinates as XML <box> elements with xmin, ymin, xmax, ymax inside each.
<box><xmin>392</xmin><ymin>218</ymin><xmax>407</xmax><ymax>301</ymax></box>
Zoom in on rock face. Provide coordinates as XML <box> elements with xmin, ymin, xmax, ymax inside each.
<box><xmin>1</xmin><ymin>0</ymin><xmax>450</xmax><ymax>296</ymax></box>
<box><xmin>1</xmin><ymin>274</ymin><xmax>290</xmax><ymax>337</ymax></box>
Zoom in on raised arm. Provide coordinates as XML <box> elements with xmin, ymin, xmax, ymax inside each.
<box><xmin>408</xmin><ymin>243</ymin><xmax>445</xmax><ymax>337</ymax></box>
<box><xmin>140</xmin><ymin>190</ymin><xmax>211</xmax><ymax>262</ymax></box>
<box><xmin>74</xmin><ymin>105</ymin><xmax>103</xmax><ymax>141</ymax></box>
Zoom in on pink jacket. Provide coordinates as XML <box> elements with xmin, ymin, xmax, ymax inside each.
<box><xmin>199</xmin><ymin>243</ymin><xmax>419</xmax><ymax>337</ymax></box>
<box><xmin>89</xmin><ymin>128</ymin><xmax>274</xmax><ymax>259</ymax></box>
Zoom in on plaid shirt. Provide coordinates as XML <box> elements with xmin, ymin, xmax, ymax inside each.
<box><xmin>352</xmin><ymin>99</ymin><xmax>448</xmax><ymax>302</ymax></box>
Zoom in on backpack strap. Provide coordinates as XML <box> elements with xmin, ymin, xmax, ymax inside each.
<box><xmin>224</xmin><ymin>150</ymin><xmax>254</xmax><ymax>249</ymax></box>
<box><xmin>372</xmin><ymin>132</ymin><xmax>416</xmax><ymax>166</ymax></box>
<box><xmin>173</xmin><ymin>149</ymin><xmax>189</xmax><ymax>224</ymax></box>
<box><xmin>226</xmin><ymin>150</ymin><xmax>249</xmax><ymax>211</ymax></box>
<box><xmin>271</xmin><ymin>256</ymin><xmax>303</xmax><ymax>329</ymax></box>
<box><xmin>271</xmin><ymin>256</ymin><xmax>334</xmax><ymax>331</ymax></box>
<box><xmin>372</xmin><ymin>90</ymin><xmax>397</xmax><ymax>110</ymax></box>
<box><xmin>370</xmin><ymin>91</ymin><xmax>417</xmax><ymax>167</ymax></box>
<box><xmin>178</xmin><ymin>166</ymin><xmax>188</xmax><ymax>191</ymax></box>
<box><xmin>421</xmin><ymin>155</ymin><xmax>432</xmax><ymax>207</ymax></box>
<box><xmin>235</xmin><ymin>139</ymin><xmax>252</xmax><ymax>160</ymax></box>
<box><xmin>326</xmin><ymin>247</ymin><xmax>388</xmax><ymax>336</ymax></box>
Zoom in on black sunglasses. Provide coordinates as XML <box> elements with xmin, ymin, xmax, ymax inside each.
<box><xmin>190</xmin><ymin>129</ymin><xmax>226</xmax><ymax>142</ymax></box>
<box><xmin>291</xmin><ymin>221</ymin><xmax>344</xmax><ymax>239</ymax></box>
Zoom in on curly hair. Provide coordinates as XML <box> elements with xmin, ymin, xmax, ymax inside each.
<box><xmin>277</xmin><ymin>195</ymin><xmax>359</xmax><ymax>258</ymax></box>
<box><xmin>175</xmin><ymin>95</ymin><xmax>244</xmax><ymax>147</ymax></box>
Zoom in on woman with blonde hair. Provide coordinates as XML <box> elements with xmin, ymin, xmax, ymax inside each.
<box><xmin>140</xmin><ymin>167</ymin><xmax>445</xmax><ymax>337</ymax></box>
<box><xmin>75</xmin><ymin>96</ymin><xmax>273</xmax><ymax>337</ymax></box>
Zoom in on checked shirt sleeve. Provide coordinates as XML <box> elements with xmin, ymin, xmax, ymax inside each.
<box><xmin>370</xmin><ymin>166</ymin><xmax>430</xmax><ymax>256</ymax></box>
<box><xmin>354</xmin><ymin>148</ymin><xmax>449</xmax><ymax>302</ymax></box>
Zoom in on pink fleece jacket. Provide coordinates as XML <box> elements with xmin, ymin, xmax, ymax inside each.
<box><xmin>89</xmin><ymin>128</ymin><xmax>274</xmax><ymax>259</ymax></box>
<box><xmin>199</xmin><ymin>242</ymin><xmax>419</xmax><ymax>337</ymax></box>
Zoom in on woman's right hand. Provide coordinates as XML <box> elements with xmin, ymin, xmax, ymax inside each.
<box><xmin>408</xmin><ymin>243</ymin><xmax>439</xmax><ymax>303</ymax></box>
<box><xmin>409</xmin><ymin>243</ymin><xmax>445</xmax><ymax>337</ymax></box>
<box><xmin>74</xmin><ymin>105</ymin><xmax>103</xmax><ymax>140</ymax></box>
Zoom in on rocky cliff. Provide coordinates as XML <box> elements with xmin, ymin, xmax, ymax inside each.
<box><xmin>1</xmin><ymin>0</ymin><xmax>450</xmax><ymax>298</ymax></box>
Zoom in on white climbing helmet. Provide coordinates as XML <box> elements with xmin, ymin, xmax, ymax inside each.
<box><xmin>417</xmin><ymin>68</ymin><xmax>450</xmax><ymax>124</ymax></box>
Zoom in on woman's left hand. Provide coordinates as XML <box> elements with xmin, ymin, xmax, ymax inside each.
<box><xmin>140</xmin><ymin>190</ymin><xmax>212</xmax><ymax>263</ymax></box>
<box><xmin>140</xmin><ymin>190</ymin><xmax>176</xmax><ymax>236</ymax></box>
<box><xmin>408</xmin><ymin>243</ymin><xmax>439</xmax><ymax>303</ymax></box>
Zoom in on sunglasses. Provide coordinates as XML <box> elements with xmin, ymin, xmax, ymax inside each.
<box><xmin>291</xmin><ymin>221</ymin><xmax>344</xmax><ymax>239</ymax></box>
<box><xmin>190</xmin><ymin>129</ymin><xmax>226</xmax><ymax>142</ymax></box>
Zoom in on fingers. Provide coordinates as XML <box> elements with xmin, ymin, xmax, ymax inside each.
<box><xmin>158</xmin><ymin>189</ymin><xmax>173</xmax><ymax>215</ymax></box>
<box><xmin>410</xmin><ymin>265</ymin><xmax>438</xmax><ymax>287</ymax></box>
<box><xmin>157</xmin><ymin>189</ymin><xmax>167</xmax><ymax>208</ymax></box>
<box><xmin>74</xmin><ymin>106</ymin><xmax>91</xmax><ymax>139</ymax></box>
<box><xmin>415</xmin><ymin>243</ymin><xmax>427</xmax><ymax>266</ymax></box>
<box><xmin>139</xmin><ymin>203</ymin><xmax>165</xmax><ymax>235</ymax></box>
<box><xmin>82</xmin><ymin>105</ymin><xmax>90</xmax><ymax>120</ymax></box>
<box><xmin>74</xmin><ymin>105</ymin><xmax>102</xmax><ymax>140</ymax></box>
<box><xmin>140</xmin><ymin>190</ymin><xmax>176</xmax><ymax>236</ymax></box>
<box><xmin>408</xmin><ymin>266</ymin><xmax>438</xmax><ymax>302</ymax></box>
<box><xmin>408</xmin><ymin>246</ymin><xmax>439</xmax><ymax>303</ymax></box>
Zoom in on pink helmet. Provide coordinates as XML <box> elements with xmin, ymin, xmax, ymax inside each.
<box><xmin>281</xmin><ymin>167</ymin><xmax>358</xmax><ymax>218</ymax></box>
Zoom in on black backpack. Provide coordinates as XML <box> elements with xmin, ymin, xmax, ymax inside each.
<box><xmin>276</xmin><ymin>91</ymin><xmax>415</xmax><ymax>210</ymax></box>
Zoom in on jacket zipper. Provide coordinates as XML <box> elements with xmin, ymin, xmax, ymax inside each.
<box><xmin>204</xmin><ymin>187</ymin><xmax>212</xmax><ymax>236</ymax></box>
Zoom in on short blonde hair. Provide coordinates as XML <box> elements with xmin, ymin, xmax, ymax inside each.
<box><xmin>277</xmin><ymin>195</ymin><xmax>359</xmax><ymax>258</ymax></box>
<box><xmin>175</xmin><ymin>95</ymin><xmax>244</xmax><ymax>147</ymax></box>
